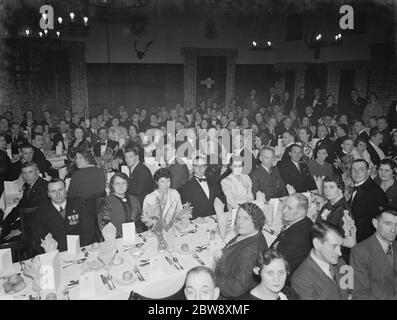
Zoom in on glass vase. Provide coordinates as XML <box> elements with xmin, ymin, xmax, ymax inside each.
<box><xmin>155</xmin><ymin>230</ymin><xmax>168</xmax><ymax>253</ymax></box>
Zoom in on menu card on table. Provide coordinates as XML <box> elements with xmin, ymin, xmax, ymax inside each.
<box><xmin>122</xmin><ymin>222</ymin><xmax>136</xmax><ymax>245</ymax></box>
<box><xmin>0</xmin><ymin>249</ymin><xmax>13</xmax><ymax>276</ymax></box>
<box><xmin>67</xmin><ymin>235</ymin><xmax>80</xmax><ymax>257</ymax></box>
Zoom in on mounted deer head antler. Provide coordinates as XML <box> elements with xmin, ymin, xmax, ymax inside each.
<box><xmin>133</xmin><ymin>40</ymin><xmax>154</xmax><ymax>60</ymax></box>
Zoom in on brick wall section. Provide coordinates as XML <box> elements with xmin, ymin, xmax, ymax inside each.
<box><xmin>367</xmin><ymin>62</ymin><xmax>397</xmax><ymax>115</ymax></box>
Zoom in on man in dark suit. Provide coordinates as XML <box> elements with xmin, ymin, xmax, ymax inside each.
<box><xmin>366</xmin><ymin>128</ymin><xmax>385</xmax><ymax>167</ymax></box>
<box><xmin>292</xmin><ymin>221</ymin><xmax>349</xmax><ymax>300</ymax></box>
<box><xmin>180</xmin><ymin>157</ymin><xmax>220</xmax><ymax>219</ymax></box>
<box><xmin>314</xmin><ymin>124</ymin><xmax>336</xmax><ymax>164</ymax></box>
<box><xmin>347</xmin><ymin>88</ymin><xmax>367</xmax><ymax>122</ymax></box>
<box><xmin>93</xmin><ymin>127</ymin><xmax>124</xmax><ymax>160</ymax></box>
<box><xmin>0</xmin><ymin>133</ymin><xmax>11</xmax><ymax>197</ymax></box>
<box><xmin>10</xmin><ymin>122</ymin><xmax>28</xmax><ymax>156</ymax></box>
<box><xmin>350</xmin><ymin>207</ymin><xmax>397</xmax><ymax>300</ymax></box>
<box><xmin>8</xmin><ymin>143</ymin><xmax>52</xmax><ymax>181</ymax></box>
<box><xmin>271</xmin><ymin>193</ymin><xmax>313</xmax><ymax>274</ymax></box>
<box><xmin>52</xmin><ymin>119</ymin><xmax>69</xmax><ymax>150</ymax></box>
<box><xmin>295</xmin><ymin>87</ymin><xmax>311</xmax><ymax>120</ymax></box>
<box><xmin>86</xmin><ymin>116</ymin><xmax>100</xmax><ymax>146</ymax></box>
<box><xmin>251</xmin><ymin>147</ymin><xmax>288</xmax><ymax>200</ymax></box>
<box><xmin>265</xmin><ymin>86</ymin><xmax>281</xmax><ymax>108</ymax></box>
<box><xmin>278</xmin><ymin>144</ymin><xmax>317</xmax><ymax>193</ymax></box>
<box><xmin>230</xmin><ymin>132</ymin><xmax>257</xmax><ymax>175</ymax></box>
<box><xmin>387</xmin><ymin>100</ymin><xmax>397</xmax><ymax>130</ymax></box>
<box><xmin>333</xmin><ymin>124</ymin><xmax>349</xmax><ymax>155</ymax></box>
<box><xmin>377</xmin><ymin>117</ymin><xmax>392</xmax><ymax>154</ymax></box>
<box><xmin>310</xmin><ymin>88</ymin><xmax>325</xmax><ymax>125</ymax></box>
<box><xmin>31</xmin><ymin>178</ymin><xmax>91</xmax><ymax>253</ymax></box>
<box><xmin>353</xmin><ymin>120</ymin><xmax>370</xmax><ymax>142</ymax></box>
<box><xmin>349</xmin><ymin>159</ymin><xmax>388</xmax><ymax>243</ymax></box>
<box><xmin>280</xmin><ymin>131</ymin><xmax>296</xmax><ymax>163</ymax></box>
<box><xmin>0</xmin><ymin>161</ymin><xmax>48</xmax><ymax>244</ymax></box>
<box><xmin>125</xmin><ymin>144</ymin><xmax>154</xmax><ymax>207</ymax></box>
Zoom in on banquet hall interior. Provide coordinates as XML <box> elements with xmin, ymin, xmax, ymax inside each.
<box><xmin>0</xmin><ymin>0</ymin><xmax>396</xmax><ymax>301</ymax></box>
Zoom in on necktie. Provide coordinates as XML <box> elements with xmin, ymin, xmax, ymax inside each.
<box><xmin>386</xmin><ymin>242</ymin><xmax>394</xmax><ymax>267</ymax></box>
<box><xmin>329</xmin><ymin>266</ymin><xmax>335</xmax><ymax>281</ymax></box>
<box><xmin>59</xmin><ymin>206</ymin><xmax>65</xmax><ymax>219</ymax></box>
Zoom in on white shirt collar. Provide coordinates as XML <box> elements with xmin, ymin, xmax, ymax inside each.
<box><xmin>310</xmin><ymin>250</ymin><xmax>333</xmax><ymax>279</ymax></box>
<box><xmin>52</xmin><ymin>200</ymin><xmax>67</xmax><ymax>211</ymax></box>
<box><xmin>261</xmin><ymin>164</ymin><xmax>271</xmax><ymax>173</ymax></box>
<box><xmin>354</xmin><ymin>178</ymin><xmax>368</xmax><ymax>187</ymax></box>
<box><xmin>375</xmin><ymin>233</ymin><xmax>392</xmax><ymax>255</ymax></box>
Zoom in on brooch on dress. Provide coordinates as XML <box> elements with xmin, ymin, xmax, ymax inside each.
<box><xmin>320</xmin><ymin>209</ymin><xmax>331</xmax><ymax>221</ymax></box>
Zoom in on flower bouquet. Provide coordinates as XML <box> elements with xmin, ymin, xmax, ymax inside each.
<box><xmin>95</xmin><ymin>146</ymin><xmax>124</xmax><ymax>172</ymax></box>
<box><xmin>141</xmin><ymin>197</ymin><xmax>193</xmax><ymax>252</ymax></box>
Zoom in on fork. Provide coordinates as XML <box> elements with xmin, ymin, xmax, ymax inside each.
<box><xmin>107</xmin><ymin>273</ymin><xmax>116</xmax><ymax>290</ymax></box>
<box><xmin>192</xmin><ymin>252</ymin><xmax>205</xmax><ymax>266</ymax></box>
<box><xmin>172</xmin><ymin>257</ymin><xmax>184</xmax><ymax>270</ymax></box>
<box><xmin>81</xmin><ymin>248</ymin><xmax>89</xmax><ymax>257</ymax></box>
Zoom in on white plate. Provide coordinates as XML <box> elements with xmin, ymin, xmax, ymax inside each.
<box><xmin>113</xmin><ymin>270</ymin><xmax>137</xmax><ymax>286</ymax></box>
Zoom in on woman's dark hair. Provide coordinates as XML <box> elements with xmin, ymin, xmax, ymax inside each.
<box><xmin>74</xmin><ymin>126</ymin><xmax>86</xmax><ymax>136</ymax></box>
<box><xmin>237</xmin><ymin>202</ymin><xmax>266</xmax><ymax>231</ymax></box>
<box><xmin>337</xmin><ymin>124</ymin><xmax>349</xmax><ymax>135</ymax></box>
<box><xmin>75</xmin><ymin>149</ymin><xmax>96</xmax><ymax>165</ymax></box>
<box><xmin>109</xmin><ymin>172</ymin><xmax>129</xmax><ymax>194</ymax></box>
<box><xmin>128</xmin><ymin>124</ymin><xmax>138</xmax><ymax>135</ymax></box>
<box><xmin>257</xmin><ymin>131</ymin><xmax>270</xmax><ymax>147</ymax></box>
<box><xmin>377</xmin><ymin>158</ymin><xmax>397</xmax><ymax>171</ymax></box>
<box><xmin>153</xmin><ymin>168</ymin><xmax>172</xmax><ymax>186</ymax></box>
<box><xmin>314</xmin><ymin>145</ymin><xmax>328</xmax><ymax>159</ymax></box>
<box><xmin>323</xmin><ymin>175</ymin><xmax>345</xmax><ymax>193</ymax></box>
<box><xmin>254</xmin><ymin>248</ymin><xmax>289</xmax><ymax>276</ymax></box>
<box><xmin>354</xmin><ymin>137</ymin><xmax>368</xmax><ymax>147</ymax></box>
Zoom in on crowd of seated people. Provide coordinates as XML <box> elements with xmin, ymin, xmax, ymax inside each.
<box><xmin>0</xmin><ymin>85</ymin><xmax>396</xmax><ymax>300</ymax></box>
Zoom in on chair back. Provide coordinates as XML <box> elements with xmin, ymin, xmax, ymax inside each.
<box><xmin>19</xmin><ymin>207</ymin><xmax>39</xmax><ymax>243</ymax></box>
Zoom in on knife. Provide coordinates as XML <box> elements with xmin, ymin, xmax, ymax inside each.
<box><xmin>101</xmin><ymin>274</ymin><xmax>112</xmax><ymax>290</ymax></box>
<box><xmin>165</xmin><ymin>256</ymin><xmax>179</xmax><ymax>270</ymax></box>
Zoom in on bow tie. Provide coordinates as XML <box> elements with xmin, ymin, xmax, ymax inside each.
<box><xmin>101</xmin><ymin>142</ymin><xmax>106</xmax><ymax>146</ymax></box>
<box><xmin>196</xmin><ymin>176</ymin><xmax>207</xmax><ymax>183</ymax></box>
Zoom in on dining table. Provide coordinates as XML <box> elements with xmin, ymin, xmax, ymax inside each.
<box><xmin>0</xmin><ymin>192</ymin><xmax>324</xmax><ymax>300</ymax></box>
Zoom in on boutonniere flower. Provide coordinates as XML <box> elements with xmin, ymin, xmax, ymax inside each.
<box><xmin>321</xmin><ymin>209</ymin><xmax>331</xmax><ymax>221</ymax></box>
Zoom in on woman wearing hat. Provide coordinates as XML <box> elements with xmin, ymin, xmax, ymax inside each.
<box><xmin>215</xmin><ymin>202</ymin><xmax>268</xmax><ymax>299</ymax></box>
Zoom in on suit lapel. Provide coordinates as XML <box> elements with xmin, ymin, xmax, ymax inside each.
<box><xmin>369</xmin><ymin>235</ymin><xmax>395</xmax><ymax>277</ymax></box>
<box><xmin>193</xmin><ymin>177</ymin><xmax>210</xmax><ymax>200</ymax></box>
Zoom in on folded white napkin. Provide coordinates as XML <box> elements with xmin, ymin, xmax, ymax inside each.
<box><xmin>102</xmin><ymin>223</ymin><xmax>117</xmax><ymax>242</ymax></box>
<box><xmin>40</xmin><ymin>233</ymin><xmax>58</xmax><ymax>253</ymax></box>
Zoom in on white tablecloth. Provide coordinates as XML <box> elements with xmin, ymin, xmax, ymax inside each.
<box><xmin>0</xmin><ymin>193</ymin><xmax>323</xmax><ymax>300</ymax></box>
